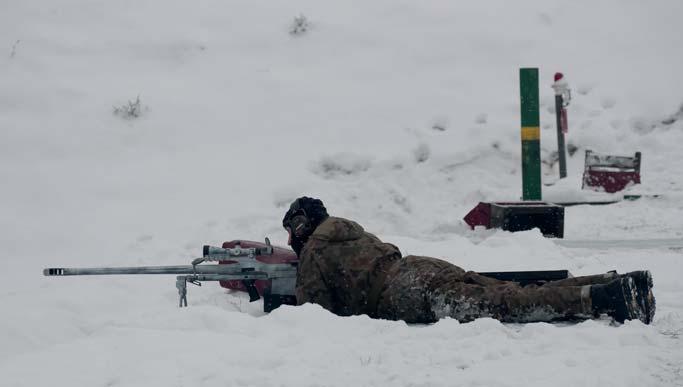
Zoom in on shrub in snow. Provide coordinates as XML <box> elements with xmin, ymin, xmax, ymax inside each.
<box><xmin>662</xmin><ymin>103</ymin><xmax>683</xmax><ymax>126</ymax></box>
<box><xmin>577</xmin><ymin>84</ymin><xmax>594</xmax><ymax>95</ymax></box>
<box><xmin>290</xmin><ymin>14</ymin><xmax>310</xmax><ymax>36</ymax></box>
<box><xmin>113</xmin><ymin>95</ymin><xmax>145</xmax><ymax>119</ymax></box>
<box><xmin>631</xmin><ymin>117</ymin><xmax>656</xmax><ymax>134</ymax></box>
<box><xmin>313</xmin><ymin>153</ymin><xmax>372</xmax><ymax>178</ymax></box>
<box><xmin>413</xmin><ymin>143</ymin><xmax>430</xmax><ymax>163</ymax></box>
<box><xmin>389</xmin><ymin>189</ymin><xmax>411</xmax><ymax>213</ymax></box>
<box><xmin>431</xmin><ymin>116</ymin><xmax>449</xmax><ymax>131</ymax></box>
<box><xmin>9</xmin><ymin>40</ymin><xmax>20</xmax><ymax>58</ymax></box>
<box><xmin>601</xmin><ymin>97</ymin><xmax>617</xmax><ymax>109</ymax></box>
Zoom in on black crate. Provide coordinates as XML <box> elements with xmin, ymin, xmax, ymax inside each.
<box><xmin>489</xmin><ymin>202</ymin><xmax>564</xmax><ymax>238</ymax></box>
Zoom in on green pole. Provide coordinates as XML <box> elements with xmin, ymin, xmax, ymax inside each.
<box><xmin>519</xmin><ymin>68</ymin><xmax>542</xmax><ymax>200</ymax></box>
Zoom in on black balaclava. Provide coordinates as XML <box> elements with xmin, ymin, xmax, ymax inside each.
<box><xmin>282</xmin><ymin>197</ymin><xmax>329</xmax><ymax>255</ymax></box>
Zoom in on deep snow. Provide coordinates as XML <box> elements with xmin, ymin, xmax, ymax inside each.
<box><xmin>1</xmin><ymin>1</ymin><xmax>683</xmax><ymax>386</ymax></box>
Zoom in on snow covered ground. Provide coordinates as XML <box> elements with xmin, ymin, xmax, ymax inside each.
<box><xmin>2</xmin><ymin>1</ymin><xmax>683</xmax><ymax>386</ymax></box>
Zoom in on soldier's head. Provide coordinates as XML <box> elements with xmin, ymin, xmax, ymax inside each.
<box><xmin>282</xmin><ymin>196</ymin><xmax>329</xmax><ymax>255</ymax></box>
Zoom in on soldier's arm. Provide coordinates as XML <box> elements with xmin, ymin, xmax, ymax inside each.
<box><xmin>295</xmin><ymin>249</ymin><xmax>335</xmax><ymax>312</ymax></box>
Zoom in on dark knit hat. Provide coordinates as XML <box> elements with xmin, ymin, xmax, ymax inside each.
<box><xmin>282</xmin><ymin>196</ymin><xmax>329</xmax><ymax>235</ymax></box>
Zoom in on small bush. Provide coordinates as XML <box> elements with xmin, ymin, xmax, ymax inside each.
<box><xmin>113</xmin><ymin>95</ymin><xmax>145</xmax><ymax>119</ymax></box>
<box><xmin>10</xmin><ymin>40</ymin><xmax>20</xmax><ymax>58</ymax></box>
<box><xmin>290</xmin><ymin>14</ymin><xmax>310</xmax><ymax>36</ymax></box>
<box><xmin>313</xmin><ymin>153</ymin><xmax>372</xmax><ymax>178</ymax></box>
<box><xmin>662</xmin><ymin>103</ymin><xmax>683</xmax><ymax>126</ymax></box>
<box><xmin>413</xmin><ymin>143</ymin><xmax>430</xmax><ymax>163</ymax></box>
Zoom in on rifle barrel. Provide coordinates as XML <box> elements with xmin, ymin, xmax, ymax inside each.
<box><xmin>43</xmin><ymin>265</ymin><xmax>275</xmax><ymax>276</ymax></box>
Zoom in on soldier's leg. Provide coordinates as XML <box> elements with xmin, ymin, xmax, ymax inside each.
<box><xmin>429</xmin><ymin>267</ymin><xmax>654</xmax><ymax>324</ymax></box>
<box><xmin>377</xmin><ymin>258</ymin><xmax>653</xmax><ymax>324</ymax></box>
<box><xmin>464</xmin><ymin>271</ymin><xmax>618</xmax><ymax>288</ymax></box>
<box><xmin>380</xmin><ymin>259</ymin><xmax>593</xmax><ymax>323</ymax></box>
<box><xmin>375</xmin><ymin>267</ymin><xmax>433</xmax><ymax>323</ymax></box>
<box><xmin>376</xmin><ymin>256</ymin><xmax>465</xmax><ymax>324</ymax></box>
<box><xmin>542</xmin><ymin>271</ymin><xmax>655</xmax><ymax>322</ymax></box>
<box><xmin>428</xmin><ymin>277</ymin><xmax>592</xmax><ymax>323</ymax></box>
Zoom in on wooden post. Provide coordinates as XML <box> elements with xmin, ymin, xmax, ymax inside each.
<box><xmin>519</xmin><ymin>68</ymin><xmax>541</xmax><ymax>200</ymax></box>
<box><xmin>554</xmin><ymin>94</ymin><xmax>568</xmax><ymax>178</ymax></box>
<box><xmin>552</xmin><ymin>72</ymin><xmax>569</xmax><ymax>179</ymax></box>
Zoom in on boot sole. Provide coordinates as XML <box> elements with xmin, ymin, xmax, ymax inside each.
<box><xmin>620</xmin><ymin>277</ymin><xmax>642</xmax><ymax>323</ymax></box>
<box><xmin>629</xmin><ymin>271</ymin><xmax>655</xmax><ymax>324</ymax></box>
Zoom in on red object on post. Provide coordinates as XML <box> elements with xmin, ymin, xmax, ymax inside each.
<box><xmin>561</xmin><ymin>108</ymin><xmax>568</xmax><ymax>134</ymax></box>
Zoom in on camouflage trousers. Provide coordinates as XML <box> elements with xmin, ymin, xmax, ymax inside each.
<box><xmin>375</xmin><ymin>256</ymin><xmax>618</xmax><ymax>324</ymax></box>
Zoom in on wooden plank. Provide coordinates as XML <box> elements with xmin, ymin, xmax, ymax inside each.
<box><xmin>585</xmin><ymin>153</ymin><xmax>638</xmax><ymax>169</ymax></box>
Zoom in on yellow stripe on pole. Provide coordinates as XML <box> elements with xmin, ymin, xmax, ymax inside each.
<box><xmin>521</xmin><ymin>126</ymin><xmax>540</xmax><ymax>141</ymax></box>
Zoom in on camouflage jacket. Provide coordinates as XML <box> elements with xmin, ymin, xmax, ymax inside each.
<box><xmin>295</xmin><ymin>217</ymin><xmax>402</xmax><ymax>317</ymax></box>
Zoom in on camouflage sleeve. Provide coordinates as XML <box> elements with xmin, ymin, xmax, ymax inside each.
<box><xmin>295</xmin><ymin>248</ymin><xmax>334</xmax><ymax>312</ymax></box>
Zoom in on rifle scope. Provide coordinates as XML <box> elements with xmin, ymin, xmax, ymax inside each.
<box><xmin>202</xmin><ymin>244</ymin><xmax>273</xmax><ymax>260</ymax></box>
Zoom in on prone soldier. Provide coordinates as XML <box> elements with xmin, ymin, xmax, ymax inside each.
<box><xmin>282</xmin><ymin>197</ymin><xmax>655</xmax><ymax>324</ymax></box>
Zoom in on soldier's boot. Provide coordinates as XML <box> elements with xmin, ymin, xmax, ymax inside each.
<box><xmin>590</xmin><ymin>277</ymin><xmax>650</xmax><ymax>324</ymax></box>
<box><xmin>620</xmin><ymin>271</ymin><xmax>655</xmax><ymax>324</ymax></box>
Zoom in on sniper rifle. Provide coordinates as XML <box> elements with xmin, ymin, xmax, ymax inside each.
<box><xmin>43</xmin><ymin>238</ymin><xmax>298</xmax><ymax>312</ymax></box>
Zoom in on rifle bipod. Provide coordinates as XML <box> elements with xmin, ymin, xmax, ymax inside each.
<box><xmin>176</xmin><ymin>276</ymin><xmax>202</xmax><ymax>307</ymax></box>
